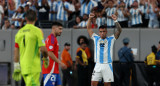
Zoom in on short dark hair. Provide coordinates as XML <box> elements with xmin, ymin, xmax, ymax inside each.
<box><xmin>52</xmin><ymin>22</ymin><xmax>63</xmax><ymax>27</ymax></box>
<box><xmin>107</xmin><ymin>0</ymin><xmax>114</xmax><ymax>3</ymax></box>
<box><xmin>152</xmin><ymin>45</ymin><xmax>157</xmax><ymax>54</ymax></box>
<box><xmin>64</xmin><ymin>42</ymin><xmax>70</xmax><ymax>46</ymax></box>
<box><xmin>25</xmin><ymin>9</ymin><xmax>37</xmax><ymax>22</ymax></box>
<box><xmin>99</xmin><ymin>25</ymin><xmax>107</xmax><ymax>29</ymax></box>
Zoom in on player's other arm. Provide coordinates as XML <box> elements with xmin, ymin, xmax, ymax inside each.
<box><xmin>14</xmin><ymin>47</ymin><xmax>19</xmax><ymax>62</ymax></box>
<box><xmin>13</xmin><ymin>43</ymin><xmax>21</xmax><ymax>81</ymax></box>
<box><xmin>112</xmin><ymin>14</ymin><xmax>122</xmax><ymax>39</ymax></box>
<box><xmin>87</xmin><ymin>13</ymin><xmax>95</xmax><ymax>37</ymax></box>
<box><xmin>40</xmin><ymin>46</ymin><xmax>48</xmax><ymax>58</ymax></box>
<box><xmin>48</xmin><ymin>51</ymin><xmax>67</xmax><ymax>69</ymax></box>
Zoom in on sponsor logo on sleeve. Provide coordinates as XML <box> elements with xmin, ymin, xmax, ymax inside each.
<box><xmin>42</xmin><ymin>39</ymin><xmax>45</xmax><ymax>44</ymax></box>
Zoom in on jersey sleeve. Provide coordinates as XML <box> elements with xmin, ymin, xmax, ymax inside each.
<box><xmin>91</xmin><ymin>33</ymin><xmax>99</xmax><ymax>40</ymax></box>
<box><xmin>111</xmin><ymin>34</ymin><xmax>116</xmax><ymax>41</ymax></box>
<box><xmin>15</xmin><ymin>34</ymin><xmax>19</xmax><ymax>48</ymax></box>
<box><xmin>45</xmin><ymin>35</ymin><xmax>56</xmax><ymax>52</ymax></box>
<box><xmin>37</xmin><ymin>29</ymin><xmax>45</xmax><ymax>47</ymax></box>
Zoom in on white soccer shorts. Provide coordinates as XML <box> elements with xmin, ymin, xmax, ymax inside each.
<box><xmin>91</xmin><ymin>63</ymin><xmax>114</xmax><ymax>82</ymax></box>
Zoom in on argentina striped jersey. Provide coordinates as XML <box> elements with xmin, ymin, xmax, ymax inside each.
<box><xmin>78</xmin><ymin>21</ymin><xmax>88</xmax><ymax>28</ymax></box>
<box><xmin>80</xmin><ymin>0</ymin><xmax>97</xmax><ymax>16</ymax></box>
<box><xmin>12</xmin><ymin>13</ymin><xmax>24</xmax><ymax>27</ymax></box>
<box><xmin>129</xmin><ymin>8</ymin><xmax>143</xmax><ymax>25</ymax></box>
<box><xmin>117</xmin><ymin>9</ymin><xmax>128</xmax><ymax>22</ymax></box>
<box><xmin>48</xmin><ymin>1</ymin><xmax>58</xmax><ymax>21</ymax></box>
<box><xmin>96</xmin><ymin>17</ymin><xmax>106</xmax><ymax>28</ymax></box>
<box><xmin>106</xmin><ymin>7</ymin><xmax>116</xmax><ymax>26</ymax></box>
<box><xmin>57</xmin><ymin>1</ymin><xmax>75</xmax><ymax>21</ymax></box>
<box><xmin>91</xmin><ymin>33</ymin><xmax>116</xmax><ymax>63</ymax></box>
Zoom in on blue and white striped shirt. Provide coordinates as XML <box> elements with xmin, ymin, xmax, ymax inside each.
<box><xmin>117</xmin><ymin>9</ymin><xmax>128</xmax><ymax>22</ymax></box>
<box><xmin>144</xmin><ymin>2</ymin><xmax>149</xmax><ymax>19</ymax></box>
<box><xmin>148</xmin><ymin>5</ymin><xmax>158</xmax><ymax>20</ymax></box>
<box><xmin>12</xmin><ymin>13</ymin><xmax>24</xmax><ymax>27</ymax></box>
<box><xmin>80</xmin><ymin>0</ymin><xmax>97</xmax><ymax>16</ymax></box>
<box><xmin>16</xmin><ymin>0</ymin><xmax>27</xmax><ymax>9</ymax></box>
<box><xmin>78</xmin><ymin>21</ymin><xmax>88</xmax><ymax>28</ymax></box>
<box><xmin>57</xmin><ymin>1</ymin><xmax>75</xmax><ymax>21</ymax></box>
<box><xmin>106</xmin><ymin>7</ymin><xmax>116</xmax><ymax>26</ymax></box>
<box><xmin>96</xmin><ymin>17</ymin><xmax>106</xmax><ymax>28</ymax></box>
<box><xmin>130</xmin><ymin>8</ymin><xmax>143</xmax><ymax>25</ymax></box>
<box><xmin>91</xmin><ymin>33</ymin><xmax>116</xmax><ymax>63</ymax></box>
<box><xmin>48</xmin><ymin>1</ymin><xmax>58</xmax><ymax>21</ymax></box>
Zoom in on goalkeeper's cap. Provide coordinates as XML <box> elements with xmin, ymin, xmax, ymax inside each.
<box><xmin>64</xmin><ymin>42</ymin><xmax>70</xmax><ymax>46</ymax></box>
<box><xmin>123</xmin><ymin>38</ymin><xmax>130</xmax><ymax>43</ymax></box>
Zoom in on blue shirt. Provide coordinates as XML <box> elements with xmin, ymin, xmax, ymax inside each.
<box><xmin>118</xmin><ymin>46</ymin><xmax>134</xmax><ymax>63</ymax></box>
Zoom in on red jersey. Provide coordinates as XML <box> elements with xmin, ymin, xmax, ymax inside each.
<box><xmin>42</xmin><ymin>34</ymin><xmax>59</xmax><ymax>74</ymax></box>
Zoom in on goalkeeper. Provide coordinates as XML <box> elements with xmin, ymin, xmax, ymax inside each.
<box><xmin>13</xmin><ymin>9</ymin><xmax>49</xmax><ymax>86</ymax></box>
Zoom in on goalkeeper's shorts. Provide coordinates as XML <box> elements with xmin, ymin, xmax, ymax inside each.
<box><xmin>22</xmin><ymin>72</ymin><xmax>40</xmax><ymax>86</ymax></box>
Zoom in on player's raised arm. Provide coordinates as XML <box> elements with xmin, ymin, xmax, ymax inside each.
<box><xmin>112</xmin><ymin>14</ymin><xmax>122</xmax><ymax>39</ymax></box>
<box><xmin>87</xmin><ymin>13</ymin><xmax>94</xmax><ymax>37</ymax></box>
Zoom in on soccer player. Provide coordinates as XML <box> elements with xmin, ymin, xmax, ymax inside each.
<box><xmin>12</xmin><ymin>9</ymin><xmax>49</xmax><ymax>86</ymax></box>
<box><xmin>87</xmin><ymin>13</ymin><xmax>122</xmax><ymax>86</ymax></box>
<box><xmin>42</xmin><ymin>22</ymin><xmax>67</xmax><ymax>86</ymax></box>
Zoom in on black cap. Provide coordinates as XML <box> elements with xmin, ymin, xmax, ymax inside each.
<box><xmin>64</xmin><ymin>42</ymin><xmax>70</xmax><ymax>46</ymax></box>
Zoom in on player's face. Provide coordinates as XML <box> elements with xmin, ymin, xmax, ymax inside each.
<box><xmin>55</xmin><ymin>26</ymin><xmax>63</xmax><ymax>36</ymax></box>
<box><xmin>99</xmin><ymin>28</ymin><xmax>107</xmax><ymax>39</ymax></box>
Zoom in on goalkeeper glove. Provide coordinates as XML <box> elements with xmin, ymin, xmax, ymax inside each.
<box><xmin>42</xmin><ymin>57</ymin><xmax>49</xmax><ymax>68</ymax></box>
<box><xmin>12</xmin><ymin>62</ymin><xmax>21</xmax><ymax>81</ymax></box>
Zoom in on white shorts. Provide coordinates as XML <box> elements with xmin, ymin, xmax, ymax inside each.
<box><xmin>91</xmin><ymin>63</ymin><xmax>114</xmax><ymax>82</ymax></box>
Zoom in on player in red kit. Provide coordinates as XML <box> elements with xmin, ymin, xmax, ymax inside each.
<box><xmin>42</xmin><ymin>22</ymin><xmax>67</xmax><ymax>86</ymax></box>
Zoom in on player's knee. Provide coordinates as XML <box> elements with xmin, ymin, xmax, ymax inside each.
<box><xmin>104</xmin><ymin>82</ymin><xmax>111</xmax><ymax>86</ymax></box>
<box><xmin>91</xmin><ymin>81</ymin><xmax>98</xmax><ymax>86</ymax></box>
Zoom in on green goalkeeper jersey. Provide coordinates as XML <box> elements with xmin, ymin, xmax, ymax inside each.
<box><xmin>15</xmin><ymin>24</ymin><xmax>45</xmax><ymax>74</ymax></box>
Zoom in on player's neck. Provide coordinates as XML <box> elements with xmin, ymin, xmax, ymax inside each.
<box><xmin>27</xmin><ymin>21</ymin><xmax>35</xmax><ymax>25</ymax></box>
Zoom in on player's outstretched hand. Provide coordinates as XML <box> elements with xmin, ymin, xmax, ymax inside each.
<box><xmin>89</xmin><ymin>13</ymin><xmax>95</xmax><ymax>19</ymax></box>
<box><xmin>12</xmin><ymin>62</ymin><xmax>21</xmax><ymax>81</ymax></box>
<box><xmin>60</xmin><ymin>62</ymin><xmax>67</xmax><ymax>69</ymax></box>
<box><xmin>111</xmin><ymin>14</ymin><xmax>117</xmax><ymax>21</ymax></box>
<box><xmin>42</xmin><ymin>57</ymin><xmax>49</xmax><ymax>68</ymax></box>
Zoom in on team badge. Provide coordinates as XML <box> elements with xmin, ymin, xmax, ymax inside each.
<box><xmin>49</xmin><ymin>46</ymin><xmax>53</xmax><ymax>49</ymax></box>
<box><xmin>42</xmin><ymin>39</ymin><xmax>45</xmax><ymax>43</ymax></box>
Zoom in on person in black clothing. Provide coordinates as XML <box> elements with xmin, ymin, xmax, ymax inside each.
<box><xmin>76</xmin><ymin>42</ymin><xmax>89</xmax><ymax>86</ymax></box>
<box><xmin>68</xmin><ymin>16</ymin><xmax>82</xmax><ymax>28</ymax></box>
<box><xmin>35</xmin><ymin>0</ymin><xmax>50</xmax><ymax>21</ymax></box>
<box><xmin>118</xmin><ymin>38</ymin><xmax>134</xmax><ymax>86</ymax></box>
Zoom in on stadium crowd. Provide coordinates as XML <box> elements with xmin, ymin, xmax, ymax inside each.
<box><xmin>0</xmin><ymin>0</ymin><xmax>160</xmax><ymax>29</ymax></box>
